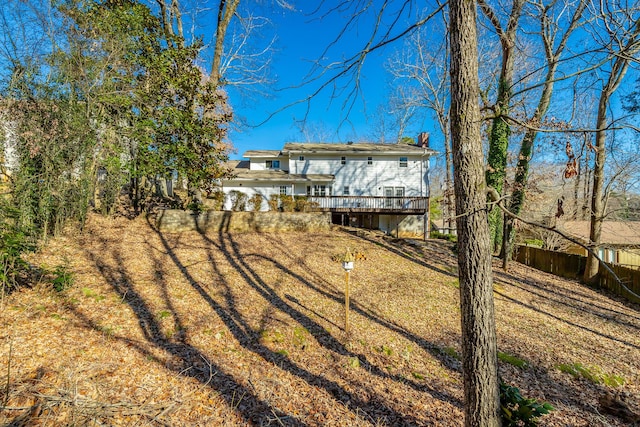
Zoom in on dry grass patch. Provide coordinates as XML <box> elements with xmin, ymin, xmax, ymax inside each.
<box><xmin>0</xmin><ymin>213</ymin><xmax>638</xmax><ymax>426</ymax></box>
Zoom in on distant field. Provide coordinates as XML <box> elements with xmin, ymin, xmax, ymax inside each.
<box><xmin>1</xmin><ymin>213</ymin><xmax>638</xmax><ymax>426</ymax></box>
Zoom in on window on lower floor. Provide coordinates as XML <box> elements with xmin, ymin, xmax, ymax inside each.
<box><xmin>308</xmin><ymin>185</ymin><xmax>331</xmax><ymax>196</ymax></box>
<box><xmin>279</xmin><ymin>185</ymin><xmax>288</xmax><ymax>195</ymax></box>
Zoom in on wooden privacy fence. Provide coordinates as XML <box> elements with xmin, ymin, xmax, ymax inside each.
<box><xmin>515</xmin><ymin>245</ymin><xmax>640</xmax><ymax>305</ymax></box>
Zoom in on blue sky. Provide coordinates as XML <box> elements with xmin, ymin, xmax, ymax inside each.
<box><xmin>224</xmin><ymin>3</ymin><xmax>434</xmax><ymax>159</ymax></box>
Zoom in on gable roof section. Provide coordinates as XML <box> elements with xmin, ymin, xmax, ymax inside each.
<box><xmin>225</xmin><ymin>160</ymin><xmax>333</xmax><ymax>183</ymax></box>
<box><xmin>282</xmin><ymin>142</ymin><xmax>437</xmax><ymax>156</ymax></box>
<box><xmin>243</xmin><ymin>150</ymin><xmax>282</xmax><ymax>158</ymax></box>
<box><xmin>559</xmin><ymin>220</ymin><xmax>640</xmax><ymax>246</ymax></box>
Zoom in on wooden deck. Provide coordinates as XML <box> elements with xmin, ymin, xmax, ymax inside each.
<box><xmin>308</xmin><ymin>196</ymin><xmax>428</xmax><ymax>214</ymax></box>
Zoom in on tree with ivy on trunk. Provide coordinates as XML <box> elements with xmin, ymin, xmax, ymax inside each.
<box><xmin>479</xmin><ymin>0</ymin><xmax>525</xmax><ymax>254</ymax></box>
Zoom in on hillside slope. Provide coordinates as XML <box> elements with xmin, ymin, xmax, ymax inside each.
<box><xmin>1</xmin><ymin>213</ymin><xmax>638</xmax><ymax>426</ymax></box>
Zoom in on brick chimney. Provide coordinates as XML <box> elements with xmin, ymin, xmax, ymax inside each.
<box><xmin>418</xmin><ymin>132</ymin><xmax>429</xmax><ymax>148</ymax></box>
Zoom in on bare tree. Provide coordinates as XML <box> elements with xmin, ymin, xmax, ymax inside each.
<box><xmin>583</xmin><ymin>3</ymin><xmax>640</xmax><ymax>283</ymax></box>
<box><xmin>450</xmin><ymin>0</ymin><xmax>500</xmax><ymax>425</ymax></box>
<box><xmin>501</xmin><ymin>0</ymin><xmax>589</xmax><ymax>267</ymax></box>
<box><xmin>387</xmin><ymin>19</ymin><xmax>455</xmax><ymax>229</ymax></box>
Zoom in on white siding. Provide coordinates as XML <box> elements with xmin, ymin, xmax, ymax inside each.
<box><xmin>223</xmin><ymin>181</ymin><xmax>294</xmax><ymax>211</ymax></box>
<box><xmin>249</xmin><ymin>156</ymin><xmax>289</xmax><ymax>172</ymax></box>
<box><xmin>289</xmin><ymin>154</ymin><xmax>428</xmax><ymax>197</ymax></box>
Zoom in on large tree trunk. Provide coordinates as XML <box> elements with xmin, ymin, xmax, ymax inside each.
<box><xmin>449</xmin><ymin>1</ymin><xmax>500</xmax><ymax>426</ymax></box>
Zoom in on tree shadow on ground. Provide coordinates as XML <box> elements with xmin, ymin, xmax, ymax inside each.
<box><xmin>497</xmin><ymin>269</ymin><xmax>640</xmax><ymax>326</ymax></box>
<box><xmin>72</xmin><ymin>233</ymin><xmax>308</xmax><ymax>426</ymax></box>
<box><xmin>364</xmin><ymin>233</ymin><xmax>640</xmax><ymax>342</ymax></box>
<box><xmin>246</xmin><ymin>231</ymin><xmax>464</xmax><ymax>373</ymax></box>
<box><xmin>351</xmin><ymin>231</ymin><xmax>639</xmax><ymax>426</ymax></box>
<box><xmin>146</xmin><ymin>213</ymin><xmax>463</xmax><ymax>424</ymax></box>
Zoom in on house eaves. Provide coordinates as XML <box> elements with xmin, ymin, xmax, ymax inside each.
<box><xmin>281</xmin><ymin>142</ymin><xmax>437</xmax><ymax>156</ymax></box>
<box><xmin>243</xmin><ymin>150</ymin><xmax>283</xmax><ymax>158</ymax></box>
<box><xmin>226</xmin><ymin>169</ymin><xmax>334</xmax><ymax>183</ymax></box>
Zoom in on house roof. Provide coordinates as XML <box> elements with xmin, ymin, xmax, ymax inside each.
<box><xmin>558</xmin><ymin>220</ymin><xmax>640</xmax><ymax>246</ymax></box>
<box><xmin>243</xmin><ymin>150</ymin><xmax>282</xmax><ymax>158</ymax></box>
<box><xmin>225</xmin><ymin>160</ymin><xmax>333</xmax><ymax>183</ymax></box>
<box><xmin>281</xmin><ymin>142</ymin><xmax>437</xmax><ymax>156</ymax></box>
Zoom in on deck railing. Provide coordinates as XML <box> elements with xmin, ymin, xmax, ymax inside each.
<box><xmin>308</xmin><ymin>196</ymin><xmax>428</xmax><ymax>213</ymax></box>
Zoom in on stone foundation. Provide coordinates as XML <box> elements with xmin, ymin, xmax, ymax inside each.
<box><xmin>156</xmin><ymin>209</ymin><xmax>332</xmax><ymax>233</ymax></box>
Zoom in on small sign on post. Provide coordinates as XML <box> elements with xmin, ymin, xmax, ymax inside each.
<box><xmin>342</xmin><ymin>248</ymin><xmax>355</xmax><ymax>334</ymax></box>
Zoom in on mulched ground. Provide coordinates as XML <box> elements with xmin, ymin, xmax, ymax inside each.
<box><xmin>0</xmin><ymin>212</ymin><xmax>638</xmax><ymax>426</ymax></box>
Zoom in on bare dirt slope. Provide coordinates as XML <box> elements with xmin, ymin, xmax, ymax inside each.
<box><xmin>1</xmin><ymin>213</ymin><xmax>638</xmax><ymax>426</ymax></box>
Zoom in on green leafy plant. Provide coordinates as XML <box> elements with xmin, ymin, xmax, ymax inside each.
<box><xmin>442</xmin><ymin>346</ymin><xmax>460</xmax><ymax>360</ymax></box>
<box><xmin>293</xmin><ymin>326</ymin><xmax>308</xmax><ymax>349</ymax></box>
<box><xmin>381</xmin><ymin>346</ymin><xmax>393</xmax><ymax>356</ymax></box>
<box><xmin>0</xmin><ymin>203</ymin><xmax>36</xmax><ymax>296</ymax></box>
<box><xmin>157</xmin><ymin>310</ymin><xmax>171</xmax><ymax>319</ymax></box>
<box><xmin>523</xmin><ymin>239</ymin><xmax>543</xmax><ymax>247</ymax></box>
<box><xmin>82</xmin><ymin>287</ymin><xmax>105</xmax><ymax>302</ymax></box>
<box><xmin>556</xmin><ymin>363</ymin><xmax>625</xmax><ymax>387</ymax></box>
<box><xmin>187</xmin><ymin>200</ymin><xmax>205</xmax><ymax>214</ymax></box>
<box><xmin>500</xmin><ymin>381</ymin><xmax>554</xmax><ymax>426</ymax></box>
<box><xmin>51</xmin><ymin>264</ymin><xmax>74</xmax><ymax>292</ymax></box>
<box><xmin>430</xmin><ymin>230</ymin><xmax>457</xmax><ymax>242</ymax></box>
<box><xmin>412</xmin><ymin>372</ymin><xmax>425</xmax><ymax>380</ymax></box>
<box><xmin>498</xmin><ymin>351</ymin><xmax>529</xmax><ymax>369</ymax></box>
<box><xmin>434</xmin><ymin>346</ymin><xmax>460</xmax><ymax>360</ymax></box>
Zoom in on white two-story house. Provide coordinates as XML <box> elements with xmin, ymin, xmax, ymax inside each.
<box><xmin>221</xmin><ymin>135</ymin><xmax>436</xmax><ymax>238</ymax></box>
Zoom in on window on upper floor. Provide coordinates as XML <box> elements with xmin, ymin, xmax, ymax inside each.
<box><xmin>298</xmin><ymin>155</ymin><xmax>305</xmax><ymax>161</ymax></box>
<box><xmin>341</xmin><ymin>156</ymin><xmax>346</xmax><ymax>165</ymax></box>
<box><xmin>343</xmin><ymin>186</ymin><xmax>350</xmax><ymax>196</ymax></box>
<box><xmin>266</xmin><ymin>160</ymin><xmax>280</xmax><ymax>169</ymax></box>
<box><xmin>367</xmin><ymin>156</ymin><xmax>373</xmax><ymax>165</ymax></box>
<box><xmin>399</xmin><ymin>157</ymin><xmax>408</xmax><ymax>168</ymax></box>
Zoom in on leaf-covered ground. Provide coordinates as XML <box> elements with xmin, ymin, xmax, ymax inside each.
<box><xmin>1</xmin><ymin>213</ymin><xmax>638</xmax><ymax>426</ymax></box>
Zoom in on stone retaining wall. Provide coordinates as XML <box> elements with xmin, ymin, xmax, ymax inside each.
<box><xmin>156</xmin><ymin>209</ymin><xmax>332</xmax><ymax>233</ymax></box>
